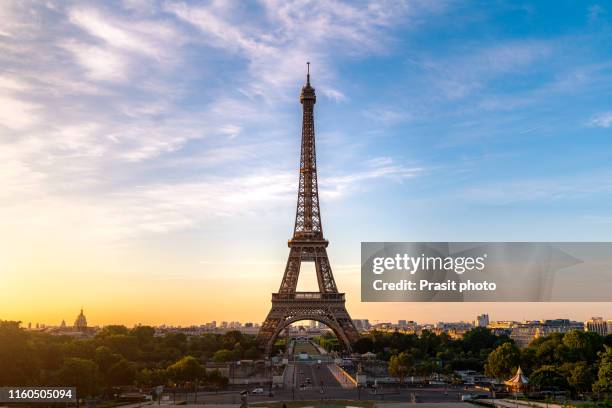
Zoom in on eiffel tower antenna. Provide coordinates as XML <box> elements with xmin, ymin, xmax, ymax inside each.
<box><xmin>258</xmin><ymin>64</ymin><xmax>359</xmax><ymax>355</ymax></box>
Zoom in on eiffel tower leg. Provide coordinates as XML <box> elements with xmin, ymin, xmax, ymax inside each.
<box><xmin>278</xmin><ymin>247</ymin><xmax>302</xmax><ymax>293</ymax></box>
<box><xmin>258</xmin><ymin>313</ymin><xmax>281</xmax><ymax>353</ymax></box>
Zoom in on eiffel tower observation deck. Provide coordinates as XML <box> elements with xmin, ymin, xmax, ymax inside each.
<box><xmin>258</xmin><ymin>64</ymin><xmax>360</xmax><ymax>355</ymax></box>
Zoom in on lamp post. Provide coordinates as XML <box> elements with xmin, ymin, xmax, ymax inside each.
<box><xmin>514</xmin><ymin>390</ymin><xmax>518</xmax><ymax>408</ymax></box>
<box><xmin>292</xmin><ymin>353</ymin><xmax>296</xmax><ymax>400</ymax></box>
<box><xmin>266</xmin><ymin>358</ymin><xmax>273</xmax><ymax>397</ymax></box>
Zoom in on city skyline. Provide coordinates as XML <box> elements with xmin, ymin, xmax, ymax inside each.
<box><xmin>13</xmin><ymin>307</ymin><xmax>612</xmax><ymax>329</ymax></box>
<box><xmin>2</xmin><ymin>1</ymin><xmax>612</xmax><ymax>326</ymax></box>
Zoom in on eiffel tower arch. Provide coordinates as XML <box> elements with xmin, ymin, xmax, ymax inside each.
<box><xmin>258</xmin><ymin>64</ymin><xmax>360</xmax><ymax>355</ymax></box>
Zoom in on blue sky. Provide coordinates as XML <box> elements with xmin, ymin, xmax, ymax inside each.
<box><xmin>1</xmin><ymin>0</ymin><xmax>612</xmax><ymax>325</ymax></box>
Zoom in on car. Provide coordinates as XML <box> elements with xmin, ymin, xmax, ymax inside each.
<box><xmin>250</xmin><ymin>388</ymin><xmax>264</xmax><ymax>395</ymax></box>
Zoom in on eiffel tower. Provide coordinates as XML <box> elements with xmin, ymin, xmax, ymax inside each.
<box><xmin>258</xmin><ymin>64</ymin><xmax>360</xmax><ymax>355</ymax></box>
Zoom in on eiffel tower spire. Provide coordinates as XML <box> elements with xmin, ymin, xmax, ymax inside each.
<box><xmin>258</xmin><ymin>64</ymin><xmax>359</xmax><ymax>355</ymax></box>
<box><xmin>293</xmin><ymin>61</ymin><xmax>323</xmax><ymax>241</ymax></box>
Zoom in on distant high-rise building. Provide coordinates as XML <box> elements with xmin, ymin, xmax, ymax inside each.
<box><xmin>74</xmin><ymin>308</ymin><xmax>87</xmax><ymax>331</ymax></box>
<box><xmin>398</xmin><ymin>320</ymin><xmax>407</xmax><ymax>326</ymax></box>
<box><xmin>585</xmin><ymin>317</ymin><xmax>608</xmax><ymax>335</ymax></box>
<box><xmin>476</xmin><ymin>314</ymin><xmax>490</xmax><ymax>327</ymax></box>
<box><xmin>60</xmin><ymin>319</ymin><xmax>66</xmax><ymax>328</ymax></box>
<box><xmin>608</xmin><ymin>320</ymin><xmax>612</xmax><ymax>335</ymax></box>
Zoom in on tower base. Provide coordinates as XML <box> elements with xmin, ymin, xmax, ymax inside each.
<box><xmin>258</xmin><ymin>292</ymin><xmax>360</xmax><ymax>356</ymax></box>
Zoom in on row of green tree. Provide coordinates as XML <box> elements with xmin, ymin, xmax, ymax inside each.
<box><xmin>0</xmin><ymin>321</ymin><xmax>258</xmax><ymax>396</ymax></box>
<box><xmin>485</xmin><ymin>330</ymin><xmax>612</xmax><ymax>396</ymax></box>
<box><xmin>375</xmin><ymin>327</ymin><xmax>612</xmax><ymax>397</ymax></box>
<box><xmin>356</xmin><ymin>327</ymin><xmax>513</xmax><ymax>372</ymax></box>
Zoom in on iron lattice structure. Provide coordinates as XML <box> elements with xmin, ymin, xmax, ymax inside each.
<box><xmin>258</xmin><ymin>65</ymin><xmax>360</xmax><ymax>355</ymax></box>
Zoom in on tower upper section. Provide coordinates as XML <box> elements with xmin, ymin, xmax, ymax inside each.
<box><xmin>292</xmin><ymin>63</ymin><xmax>325</xmax><ymax>244</ymax></box>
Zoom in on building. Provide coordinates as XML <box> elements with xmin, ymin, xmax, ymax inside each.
<box><xmin>488</xmin><ymin>320</ymin><xmax>517</xmax><ymax>336</ymax></box>
<box><xmin>510</xmin><ymin>319</ymin><xmax>583</xmax><ymax>347</ymax></box>
<box><xmin>435</xmin><ymin>321</ymin><xmax>473</xmax><ymax>331</ymax></box>
<box><xmin>489</xmin><ymin>321</ymin><xmax>518</xmax><ymax>329</ymax></box>
<box><xmin>353</xmin><ymin>319</ymin><xmax>370</xmax><ymax>331</ymax></box>
<box><xmin>434</xmin><ymin>321</ymin><xmax>474</xmax><ymax>339</ymax></box>
<box><xmin>475</xmin><ymin>314</ymin><xmax>489</xmax><ymax>327</ymax></box>
<box><xmin>74</xmin><ymin>308</ymin><xmax>88</xmax><ymax>331</ymax></box>
<box><xmin>585</xmin><ymin>317</ymin><xmax>608</xmax><ymax>335</ymax></box>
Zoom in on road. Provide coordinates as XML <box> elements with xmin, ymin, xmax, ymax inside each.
<box><xmin>159</xmin><ymin>385</ymin><xmax>472</xmax><ymax>404</ymax></box>
<box><xmin>291</xmin><ymin>361</ymin><xmax>339</xmax><ymax>390</ymax></box>
<box><xmin>158</xmin><ymin>340</ymin><xmax>476</xmax><ymax>404</ymax></box>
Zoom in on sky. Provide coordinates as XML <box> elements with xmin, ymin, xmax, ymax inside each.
<box><xmin>1</xmin><ymin>0</ymin><xmax>612</xmax><ymax>327</ymax></box>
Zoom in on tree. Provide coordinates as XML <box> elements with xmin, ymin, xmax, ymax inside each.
<box><xmin>414</xmin><ymin>359</ymin><xmax>437</xmax><ymax>377</ymax></box>
<box><xmin>137</xmin><ymin>368</ymin><xmax>167</xmax><ymax>387</ymax></box>
<box><xmin>167</xmin><ymin>356</ymin><xmax>204</xmax><ymax>384</ymax></box>
<box><xmin>0</xmin><ymin>321</ymin><xmax>38</xmax><ymax>385</ymax></box>
<box><xmin>462</xmin><ymin>327</ymin><xmax>509</xmax><ymax>355</ymax></box>
<box><xmin>388</xmin><ymin>352</ymin><xmax>414</xmax><ymax>384</ymax></box>
<box><xmin>485</xmin><ymin>342</ymin><xmax>520</xmax><ymax>380</ymax></box>
<box><xmin>243</xmin><ymin>346</ymin><xmax>260</xmax><ymax>359</ymax></box>
<box><xmin>561</xmin><ymin>362</ymin><xmax>594</xmax><ymax>394</ymax></box>
<box><xmin>107</xmin><ymin>359</ymin><xmax>137</xmax><ymax>387</ymax></box>
<box><xmin>56</xmin><ymin>358</ymin><xmax>100</xmax><ymax>398</ymax></box>
<box><xmin>205</xmin><ymin>369</ymin><xmax>229</xmax><ymax>389</ymax></box>
<box><xmin>94</xmin><ymin>346</ymin><xmax>121</xmax><ymax>373</ymax></box>
<box><xmin>593</xmin><ymin>345</ymin><xmax>612</xmax><ymax>394</ymax></box>
<box><xmin>353</xmin><ymin>337</ymin><xmax>374</xmax><ymax>354</ymax></box>
<box><xmin>563</xmin><ymin>330</ymin><xmax>602</xmax><ymax>364</ymax></box>
<box><xmin>212</xmin><ymin>349</ymin><xmax>235</xmax><ymax>363</ymax></box>
<box><xmin>163</xmin><ymin>333</ymin><xmax>188</xmax><ymax>354</ymax></box>
<box><xmin>130</xmin><ymin>326</ymin><xmax>155</xmax><ymax>346</ymax></box>
<box><xmin>102</xmin><ymin>335</ymin><xmax>139</xmax><ymax>360</ymax></box>
<box><xmin>530</xmin><ymin>365</ymin><xmax>568</xmax><ymax>390</ymax></box>
<box><xmin>96</xmin><ymin>325</ymin><xmax>129</xmax><ymax>338</ymax></box>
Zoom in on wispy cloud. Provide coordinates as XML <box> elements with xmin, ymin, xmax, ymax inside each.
<box><xmin>363</xmin><ymin>107</ymin><xmax>413</xmax><ymax>124</ymax></box>
<box><xmin>589</xmin><ymin>112</ymin><xmax>612</xmax><ymax>128</ymax></box>
<box><xmin>460</xmin><ymin>173</ymin><xmax>612</xmax><ymax>204</ymax></box>
<box><xmin>164</xmin><ymin>0</ymin><xmax>437</xmax><ymax>100</ymax></box>
<box><xmin>324</xmin><ymin>157</ymin><xmax>422</xmax><ymax>198</ymax></box>
<box><xmin>418</xmin><ymin>40</ymin><xmax>553</xmax><ymax>100</ymax></box>
<box><xmin>0</xmin><ymin>0</ymin><xmax>435</xmax><ymax>246</ymax></box>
